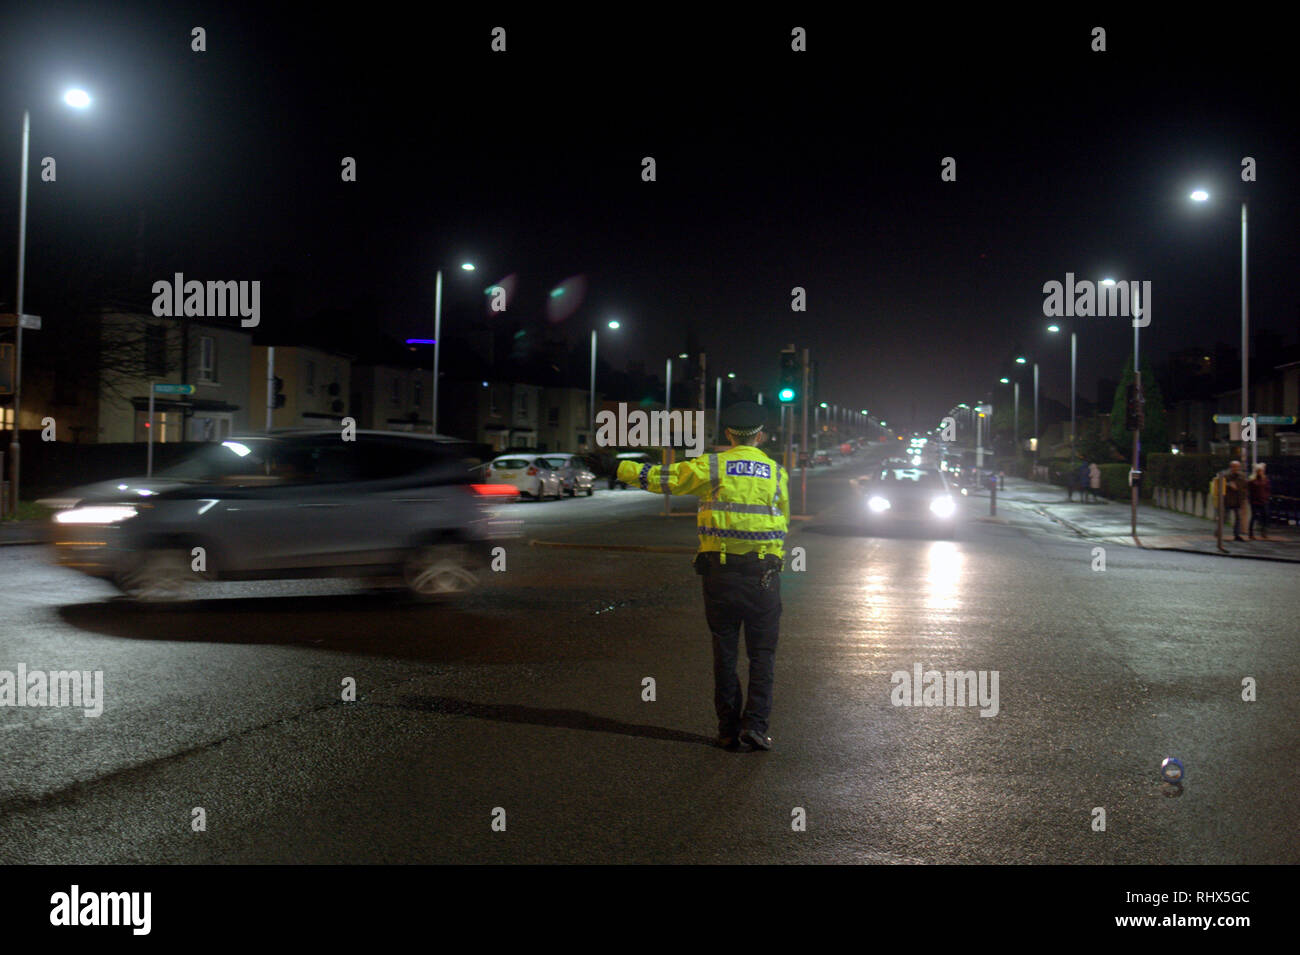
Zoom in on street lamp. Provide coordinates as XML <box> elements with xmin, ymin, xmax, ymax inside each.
<box><xmin>1103</xmin><ymin>276</ymin><xmax>1143</xmax><ymax>536</ymax></box>
<box><xmin>8</xmin><ymin>89</ymin><xmax>92</xmax><ymax>516</ymax></box>
<box><xmin>429</xmin><ymin>261</ymin><xmax>476</xmax><ymax>435</ymax></box>
<box><xmin>1190</xmin><ymin>188</ymin><xmax>1251</xmax><ymax>466</ymax></box>
<box><xmin>1046</xmin><ymin>322</ymin><xmax>1077</xmax><ymax>464</ymax></box>
<box><xmin>590</xmin><ymin>319</ymin><xmax>620</xmax><ymax>450</ymax></box>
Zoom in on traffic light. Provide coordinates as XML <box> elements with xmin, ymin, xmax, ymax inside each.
<box><xmin>272</xmin><ymin>376</ymin><xmax>286</xmax><ymax>409</ymax></box>
<box><xmin>779</xmin><ymin>347</ymin><xmax>798</xmax><ymax>403</ymax></box>
<box><xmin>1125</xmin><ymin>381</ymin><xmax>1143</xmax><ymax>431</ymax></box>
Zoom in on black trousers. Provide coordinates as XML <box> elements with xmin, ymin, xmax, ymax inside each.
<box><xmin>702</xmin><ymin>567</ymin><xmax>782</xmax><ymax>736</ymax></box>
<box><xmin>1249</xmin><ymin>502</ymin><xmax>1269</xmax><ymax>536</ymax></box>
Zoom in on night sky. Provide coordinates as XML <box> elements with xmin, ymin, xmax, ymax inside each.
<box><xmin>2</xmin><ymin>5</ymin><xmax>1296</xmax><ymax>430</ymax></box>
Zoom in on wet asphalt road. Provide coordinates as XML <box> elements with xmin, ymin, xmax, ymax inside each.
<box><xmin>2</xmin><ymin>451</ymin><xmax>1297</xmax><ymax>864</ymax></box>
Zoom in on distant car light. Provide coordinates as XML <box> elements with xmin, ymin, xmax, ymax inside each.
<box><xmin>911</xmin><ymin>456</ymin><xmax>922</xmax><ymax>465</ymax></box>
<box><xmin>221</xmin><ymin>440</ymin><xmax>253</xmax><ymax>457</ymax></box>
<box><xmin>55</xmin><ymin>505</ymin><xmax>139</xmax><ymax>524</ymax></box>
<box><xmin>930</xmin><ymin>496</ymin><xmax>956</xmax><ymax>517</ymax></box>
<box><xmin>868</xmin><ymin>496</ymin><xmax>891</xmax><ymax>513</ymax></box>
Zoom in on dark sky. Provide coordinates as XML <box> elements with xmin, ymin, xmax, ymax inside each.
<box><xmin>2</xmin><ymin>5</ymin><xmax>1297</xmax><ymax>430</ymax></box>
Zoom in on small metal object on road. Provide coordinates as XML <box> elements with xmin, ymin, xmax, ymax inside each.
<box><xmin>1161</xmin><ymin>757</ymin><xmax>1184</xmax><ymax>783</ymax></box>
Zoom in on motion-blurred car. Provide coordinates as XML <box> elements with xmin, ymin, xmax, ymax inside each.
<box><xmin>536</xmin><ymin>453</ymin><xmax>596</xmax><ymax>496</ymax></box>
<box><xmin>860</xmin><ymin>466</ymin><xmax>959</xmax><ymax>537</ymax></box>
<box><xmin>41</xmin><ymin>431</ymin><xmax>520</xmax><ymax>601</ymax></box>
<box><xmin>485</xmin><ymin>455</ymin><xmax>564</xmax><ymax>500</ymax></box>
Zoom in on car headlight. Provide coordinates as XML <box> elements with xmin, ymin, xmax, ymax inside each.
<box><xmin>868</xmin><ymin>496</ymin><xmax>891</xmax><ymax>513</ymax></box>
<box><xmin>55</xmin><ymin>505</ymin><xmax>139</xmax><ymax>525</ymax></box>
<box><xmin>930</xmin><ymin>496</ymin><xmax>956</xmax><ymax>517</ymax></box>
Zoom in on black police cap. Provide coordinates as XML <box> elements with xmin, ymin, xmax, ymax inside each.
<box><xmin>722</xmin><ymin>401</ymin><xmax>767</xmax><ymax>435</ymax></box>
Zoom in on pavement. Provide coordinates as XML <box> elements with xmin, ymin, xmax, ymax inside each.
<box><xmin>981</xmin><ymin>476</ymin><xmax>1300</xmax><ymax>562</ymax></box>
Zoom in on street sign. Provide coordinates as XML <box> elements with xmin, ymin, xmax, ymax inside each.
<box><xmin>1213</xmin><ymin>414</ymin><xmax>1296</xmax><ymax>424</ymax></box>
<box><xmin>152</xmin><ymin>383</ymin><xmax>195</xmax><ymax>395</ymax></box>
<box><xmin>0</xmin><ymin>313</ymin><xmax>41</xmax><ymax>329</ymax></box>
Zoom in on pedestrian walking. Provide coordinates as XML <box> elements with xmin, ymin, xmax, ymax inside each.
<box><xmin>1088</xmin><ymin>462</ymin><xmax>1102</xmax><ymax>503</ymax></box>
<box><xmin>1068</xmin><ymin>459</ymin><xmax>1087</xmax><ymax>502</ymax></box>
<box><xmin>614</xmin><ymin>401</ymin><xmax>789</xmax><ymax>752</ymax></box>
<box><xmin>1248</xmin><ymin>462</ymin><xmax>1271</xmax><ymax>540</ymax></box>
<box><xmin>1222</xmin><ymin>460</ymin><xmax>1247</xmax><ymax>542</ymax></box>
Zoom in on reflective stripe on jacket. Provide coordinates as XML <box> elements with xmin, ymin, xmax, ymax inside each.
<box><xmin>615</xmin><ymin>445</ymin><xmax>790</xmax><ymax>561</ymax></box>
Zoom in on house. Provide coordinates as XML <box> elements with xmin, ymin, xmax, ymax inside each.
<box><xmin>92</xmin><ymin>309</ymin><xmax>255</xmax><ymax>443</ymax></box>
<box><xmin>250</xmin><ymin>346</ymin><xmax>352</xmax><ymax>431</ymax></box>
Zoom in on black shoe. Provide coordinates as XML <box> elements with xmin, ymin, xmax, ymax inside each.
<box><xmin>739</xmin><ymin>728</ymin><xmax>772</xmax><ymax>751</ymax></box>
<box><xmin>715</xmin><ymin>733</ymin><xmax>741</xmax><ymax>750</ymax></box>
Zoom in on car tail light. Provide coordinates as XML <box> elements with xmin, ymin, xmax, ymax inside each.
<box><xmin>469</xmin><ymin>484</ymin><xmax>520</xmax><ymax>497</ymax></box>
<box><xmin>527</xmin><ymin>466</ymin><xmax>538</xmax><ymax>476</ymax></box>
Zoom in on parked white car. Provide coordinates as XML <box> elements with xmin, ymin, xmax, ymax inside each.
<box><xmin>485</xmin><ymin>455</ymin><xmax>563</xmax><ymax>500</ymax></box>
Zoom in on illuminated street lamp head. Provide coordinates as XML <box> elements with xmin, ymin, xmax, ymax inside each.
<box><xmin>64</xmin><ymin>89</ymin><xmax>91</xmax><ymax>109</ymax></box>
<box><xmin>1047</xmin><ymin>324</ymin><xmax>1060</xmax><ymax>333</ymax></box>
<box><xmin>819</xmin><ymin>402</ymin><xmax>827</xmax><ymax>408</ymax></box>
<box><xmin>1015</xmin><ymin>357</ymin><xmax>1026</xmax><ymax>364</ymax></box>
<box><xmin>999</xmin><ymin>377</ymin><xmax>1009</xmax><ymax>384</ymax></box>
<box><xmin>727</xmin><ymin>372</ymin><xmax>736</xmax><ymax>379</ymax></box>
<box><xmin>1190</xmin><ymin>189</ymin><xmax>1209</xmax><ymax>202</ymax></box>
<box><xmin>607</xmin><ymin>320</ymin><xmax>620</xmax><ymax>329</ymax></box>
<box><xmin>678</xmin><ymin>353</ymin><xmax>688</xmax><ymax>359</ymax></box>
<box><xmin>1100</xmin><ymin>278</ymin><xmax>1116</xmax><ymax>286</ymax></box>
<box><xmin>460</xmin><ymin>262</ymin><xmax>476</xmax><ymax>271</ymax></box>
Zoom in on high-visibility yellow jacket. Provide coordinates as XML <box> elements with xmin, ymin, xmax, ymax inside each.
<box><xmin>616</xmin><ymin>445</ymin><xmax>790</xmax><ymax>561</ymax></box>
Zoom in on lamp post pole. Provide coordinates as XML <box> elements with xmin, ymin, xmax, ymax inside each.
<box><xmin>589</xmin><ymin>328</ymin><xmax>597</xmax><ymax>447</ymax></box>
<box><xmin>8</xmin><ymin>110</ymin><xmax>30</xmax><ymax>516</ymax></box>
<box><xmin>431</xmin><ymin>268</ymin><xmax>443</xmax><ymax>435</ymax></box>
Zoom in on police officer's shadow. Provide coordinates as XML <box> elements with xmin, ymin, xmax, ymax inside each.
<box><xmin>390</xmin><ymin>694</ymin><xmax>718</xmax><ymax>747</ymax></box>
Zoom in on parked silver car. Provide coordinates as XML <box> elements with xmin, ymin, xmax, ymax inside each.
<box><xmin>43</xmin><ymin>431</ymin><xmax>520</xmax><ymax>601</ymax></box>
<box><xmin>484</xmin><ymin>455</ymin><xmax>563</xmax><ymax>500</ymax></box>
<box><xmin>537</xmin><ymin>453</ymin><xmax>595</xmax><ymax>496</ymax></box>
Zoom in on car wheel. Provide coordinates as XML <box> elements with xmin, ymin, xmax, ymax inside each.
<box><xmin>118</xmin><ymin>549</ymin><xmax>196</xmax><ymax>602</ymax></box>
<box><xmin>403</xmin><ymin>542</ymin><xmax>481</xmax><ymax>599</ymax></box>
<box><xmin>585</xmin><ymin>486</ymin><xmax>594</xmax><ymax>496</ymax></box>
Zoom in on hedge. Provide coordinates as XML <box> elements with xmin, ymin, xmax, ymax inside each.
<box><xmin>1144</xmin><ymin>453</ymin><xmax>1231</xmax><ymax>494</ymax></box>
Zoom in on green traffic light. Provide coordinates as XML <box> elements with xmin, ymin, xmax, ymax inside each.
<box><xmin>779</xmin><ymin>388</ymin><xmax>795</xmax><ymax>402</ymax></box>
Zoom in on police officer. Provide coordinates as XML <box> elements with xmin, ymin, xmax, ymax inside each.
<box><xmin>615</xmin><ymin>401</ymin><xmax>789</xmax><ymax>751</ymax></box>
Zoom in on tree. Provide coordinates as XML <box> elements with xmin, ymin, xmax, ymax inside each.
<box><xmin>1109</xmin><ymin>355</ymin><xmax>1170</xmax><ymax>456</ymax></box>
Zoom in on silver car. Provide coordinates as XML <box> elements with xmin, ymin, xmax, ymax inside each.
<box><xmin>537</xmin><ymin>453</ymin><xmax>595</xmax><ymax>497</ymax></box>
<box><xmin>43</xmin><ymin>431</ymin><xmax>520</xmax><ymax>601</ymax></box>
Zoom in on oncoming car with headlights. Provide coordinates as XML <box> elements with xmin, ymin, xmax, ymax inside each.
<box><xmin>860</xmin><ymin>466</ymin><xmax>959</xmax><ymax>537</ymax></box>
<box><xmin>40</xmin><ymin>431</ymin><xmax>520</xmax><ymax>602</ymax></box>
